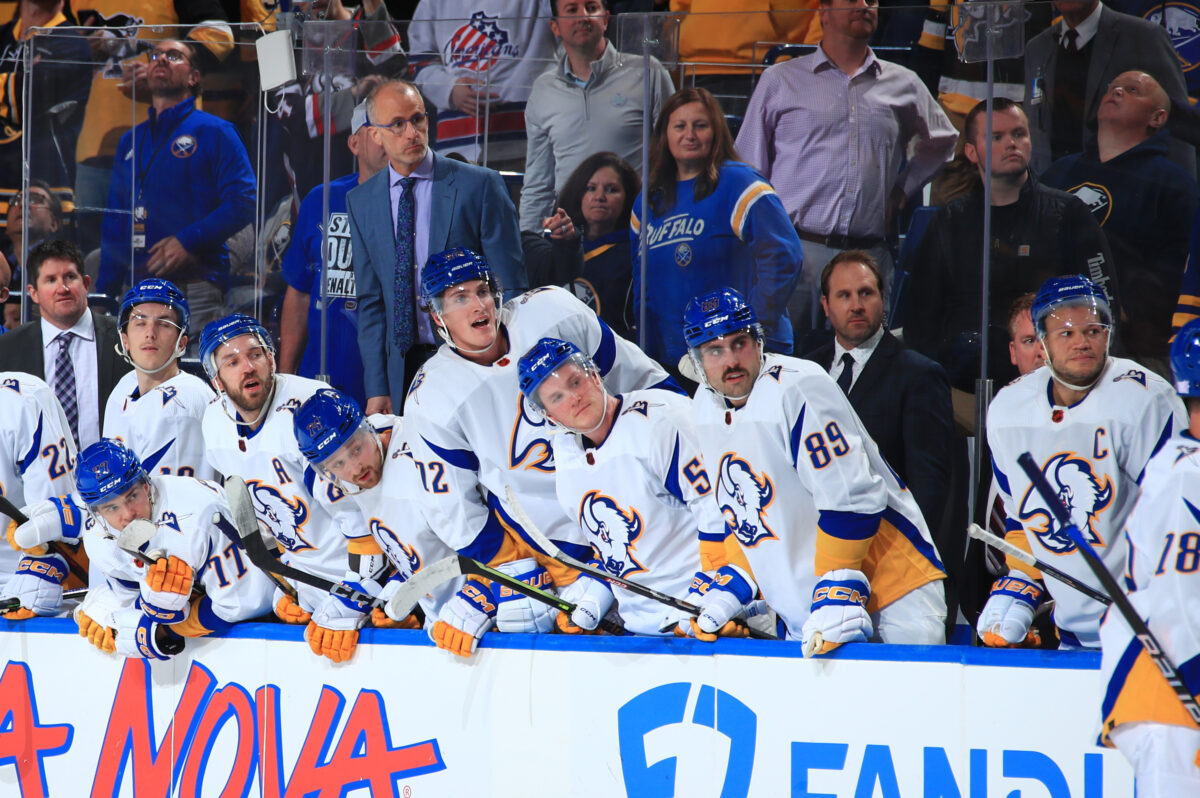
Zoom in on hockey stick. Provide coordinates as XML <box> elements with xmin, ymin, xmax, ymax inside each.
<box><xmin>503</xmin><ymin>486</ymin><xmax>773</xmax><ymax>639</ymax></box>
<box><xmin>0</xmin><ymin>586</ymin><xmax>88</xmax><ymax>614</ymax></box>
<box><xmin>1018</xmin><ymin>452</ymin><xmax>1200</xmax><ymax>725</ymax></box>
<box><xmin>967</xmin><ymin>523</ymin><xmax>1110</xmax><ymax>605</ymax></box>
<box><xmin>0</xmin><ymin>494</ymin><xmax>90</xmax><ymax>584</ymax></box>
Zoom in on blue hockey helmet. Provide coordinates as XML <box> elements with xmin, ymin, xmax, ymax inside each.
<box><xmin>518</xmin><ymin>337</ymin><xmax>598</xmax><ymax>412</ymax></box>
<box><xmin>418</xmin><ymin>247</ymin><xmax>501</xmax><ymax>313</ymax></box>
<box><xmin>77</xmin><ymin>439</ymin><xmax>148</xmax><ymax>508</ymax></box>
<box><xmin>682</xmin><ymin>287</ymin><xmax>761</xmax><ymax>349</ymax></box>
<box><xmin>198</xmin><ymin>313</ymin><xmax>274</xmax><ymax>379</ymax></box>
<box><xmin>293</xmin><ymin>388</ymin><xmax>366</xmax><ymax>466</ymax></box>
<box><xmin>1031</xmin><ymin>275</ymin><xmax>1112</xmax><ymax>339</ymax></box>
<box><xmin>1171</xmin><ymin>319</ymin><xmax>1200</xmax><ymax>397</ymax></box>
<box><xmin>119</xmin><ymin>278</ymin><xmax>190</xmax><ymax>333</ymax></box>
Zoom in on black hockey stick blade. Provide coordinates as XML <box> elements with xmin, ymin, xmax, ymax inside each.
<box><xmin>1018</xmin><ymin>452</ymin><xmax>1200</xmax><ymax>725</ymax></box>
<box><xmin>967</xmin><ymin>523</ymin><xmax>1110</xmax><ymax>605</ymax></box>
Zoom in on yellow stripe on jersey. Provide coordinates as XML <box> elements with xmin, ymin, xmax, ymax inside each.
<box><xmin>348</xmin><ymin>536</ymin><xmax>384</xmax><ymax>556</ymax></box>
<box><xmin>1004</xmin><ymin>528</ymin><xmax>1043</xmax><ymax>580</ymax></box>
<box><xmin>859</xmin><ymin>518</ymin><xmax>947</xmax><ymax>612</ymax></box>
<box><xmin>630</xmin><ymin>212</ymin><xmax>641</xmax><ymax>235</ymax></box>
<box><xmin>699</xmin><ymin>535</ymin><xmax>756</xmax><ymax>580</ymax></box>
<box><xmin>1101</xmin><ymin>647</ymin><xmax>1200</xmax><ymax>746</ymax></box>
<box><xmin>492</xmin><ymin>513</ymin><xmax>580</xmax><ymax>588</ymax></box>
<box><xmin>815</xmin><ymin>527</ymin><xmax>874</xmax><ymax>578</ymax></box>
<box><xmin>172</xmin><ymin>596</ymin><xmax>215</xmax><ymax>638</ymax></box>
<box><xmin>729</xmin><ymin>181</ymin><xmax>775</xmax><ymax>240</ymax></box>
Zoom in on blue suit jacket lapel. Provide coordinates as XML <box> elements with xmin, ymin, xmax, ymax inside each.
<box><xmin>429</xmin><ymin>154</ymin><xmax>456</xmax><ymax>255</ymax></box>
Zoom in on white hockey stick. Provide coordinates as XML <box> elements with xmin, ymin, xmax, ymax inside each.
<box><xmin>967</xmin><ymin>524</ymin><xmax>1110</xmax><ymax>605</ymax></box>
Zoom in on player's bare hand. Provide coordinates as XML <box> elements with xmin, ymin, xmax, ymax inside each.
<box><xmin>449</xmin><ymin>78</ymin><xmax>501</xmax><ymax>116</ymax></box>
<box><xmin>365</xmin><ymin>395</ymin><xmax>393</xmax><ymax>415</ymax></box>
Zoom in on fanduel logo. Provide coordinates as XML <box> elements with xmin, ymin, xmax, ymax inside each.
<box><xmin>617</xmin><ymin>682</ymin><xmax>756</xmax><ymax>798</ymax></box>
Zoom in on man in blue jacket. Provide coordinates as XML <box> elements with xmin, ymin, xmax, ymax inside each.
<box><xmin>98</xmin><ymin>35</ymin><xmax>256</xmax><ymax>337</ymax></box>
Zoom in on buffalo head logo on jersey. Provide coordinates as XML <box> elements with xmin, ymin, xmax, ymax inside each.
<box><xmin>716</xmin><ymin>454</ymin><xmax>777</xmax><ymax>547</ymax></box>
<box><xmin>247</xmin><ymin>481</ymin><xmax>314</xmax><ymax>554</ymax></box>
<box><xmin>368</xmin><ymin>519</ymin><xmax>422</xmax><ymax>580</ymax></box>
<box><xmin>510</xmin><ymin>394</ymin><xmax>554</xmax><ymax>472</ymax></box>
<box><xmin>579</xmin><ymin>491</ymin><xmax>646</xmax><ymax>578</ymax></box>
<box><xmin>1018</xmin><ymin>452</ymin><xmax>1113</xmax><ymax>554</ymax></box>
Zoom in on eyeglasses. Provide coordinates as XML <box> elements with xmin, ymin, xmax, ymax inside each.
<box><xmin>149</xmin><ymin>49</ymin><xmax>191</xmax><ymax>65</ymax></box>
<box><xmin>10</xmin><ymin>193</ymin><xmax>52</xmax><ymax>208</ymax></box>
<box><xmin>370</xmin><ymin>113</ymin><xmax>428</xmax><ymax>135</ymax></box>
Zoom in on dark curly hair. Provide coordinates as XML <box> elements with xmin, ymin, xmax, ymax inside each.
<box><xmin>557</xmin><ymin>151</ymin><xmax>640</xmax><ymax>237</ymax></box>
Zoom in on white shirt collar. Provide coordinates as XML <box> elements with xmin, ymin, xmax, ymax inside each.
<box><xmin>41</xmin><ymin>308</ymin><xmax>95</xmax><ymax>349</ymax></box>
<box><xmin>833</xmin><ymin>324</ymin><xmax>885</xmax><ymax>369</ymax></box>
<box><xmin>1060</xmin><ymin>2</ymin><xmax>1103</xmax><ymax>49</ymax></box>
<box><xmin>388</xmin><ymin>147</ymin><xmax>434</xmax><ymax>186</ymax></box>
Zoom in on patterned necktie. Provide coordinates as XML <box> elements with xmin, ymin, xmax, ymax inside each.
<box><xmin>1062</xmin><ymin>28</ymin><xmax>1078</xmax><ymax>53</ymax></box>
<box><xmin>836</xmin><ymin>351</ymin><xmax>855</xmax><ymax>395</ymax></box>
<box><xmin>393</xmin><ymin>176</ymin><xmax>417</xmax><ymax>352</ymax></box>
<box><xmin>53</xmin><ymin>331</ymin><xmax>79</xmax><ymax>447</ymax></box>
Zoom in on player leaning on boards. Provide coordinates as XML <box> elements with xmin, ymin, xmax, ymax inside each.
<box><xmin>401</xmin><ymin>248</ymin><xmax>678</xmax><ymax>656</ymax></box>
<box><xmin>292</xmin><ymin>388</ymin><xmax>468</xmax><ymax>659</ymax></box>
<box><xmin>104</xmin><ymin>278</ymin><xmax>216</xmax><ymax>480</ymax></box>
<box><xmin>517</xmin><ymin>337</ymin><xmax>757</xmax><ymax>638</ymax></box>
<box><xmin>983</xmin><ymin>275</ymin><xmax>1186</xmax><ymax>650</ymax></box>
<box><xmin>70</xmin><ymin>439</ymin><xmax>274</xmax><ymax>659</ymax></box>
<box><xmin>198</xmin><ymin>313</ymin><xmax>383</xmax><ymax>662</ymax></box>
<box><xmin>683</xmin><ymin>288</ymin><xmax>947</xmax><ymax>652</ymax></box>
<box><xmin>1096</xmin><ymin>318</ymin><xmax>1200</xmax><ymax>795</ymax></box>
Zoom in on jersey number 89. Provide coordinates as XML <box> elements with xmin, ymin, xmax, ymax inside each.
<box><xmin>805</xmin><ymin>422</ymin><xmax>850</xmax><ymax>469</ymax></box>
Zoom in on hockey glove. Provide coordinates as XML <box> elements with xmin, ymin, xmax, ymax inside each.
<box><xmin>305</xmin><ymin>576</ymin><xmax>377</xmax><ymax>663</ymax></box>
<box><xmin>369</xmin><ymin>572</ymin><xmax>421</xmax><ymax>629</ymax></box>
<box><xmin>74</xmin><ymin>586</ymin><xmax>125</xmax><ymax>653</ymax></box>
<box><xmin>76</xmin><ymin>610</ymin><xmax>116</xmax><ymax>653</ymax></box>
<box><xmin>492</xmin><ymin>558</ymin><xmax>558</xmax><ymax>634</ymax></box>
<box><xmin>8</xmin><ymin>496</ymin><xmax>85</xmax><ymax>552</ymax></box>
<box><xmin>137</xmin><ymin>555</ymin><xmax>194</xmax><ymax>624</ymax></box>
<box><xmin>977</xmin><ymin>575</ymin><xmax>1044</xmax><ymax>647</ymax></box>
<box><xmin>556</xmin><ymin>569</ymin><xmax>614</xmax><ymax>633</ymax></box>
<box><xmin>273</xmin><ymin>587</ymin><xmax>312</xmax><ymax>624</ymax></box>
<box><xmin>113</xmin><ymin>607</ymin><xmax>186</xmax><ymax>660</ymax></box>
<box><xmin>0</xmin><ymin>553</ymin><xmax>68</xmax><ymax>618</ymax></box>
<box><xmin>432</xmin><ymin>582</ymin><xmax>496</xmax><ymax>658</ymax></box>
<box><xmin>801</xmin><ymin>569</ymin><xmax>873</xmax><ymax>655</ymax></box>
<box><xmin>677</xmin><ymin>565</ymin><xmax>757</xmax><ymax>642</ymax></box>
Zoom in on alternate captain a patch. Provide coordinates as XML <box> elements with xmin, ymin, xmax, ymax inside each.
<box><xmin>171</xmin><ymin>135</ymin><xmax>198</xmax><ymax>158</ymax></box>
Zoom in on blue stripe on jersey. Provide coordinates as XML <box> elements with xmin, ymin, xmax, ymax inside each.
<box><xmin>303</xmin><ymin>465</ymin><xmax>318</xmax><ymax>498</ymax></box>
<box><xmin>1099</xmin><ymin>637</ymin><xmax>1142</xmax><ymax>725</ymax></box>
<box><xmin>651</xmin><ymin>375</ymin><xmax>686</xmax><ymax>395</ymax></box>
<box><xmin>1139</xmin><ymin>417</ymin><xmax>1176</xmax><ymax>485</ymax></box>
<box><xmin>1005</xmin><ymin>517</ymin><xmax>1023</xmax><ymax>533</ymax></box>
<box><xmin>487</xmin><ymin>491</ymin><xmax>592</xmax><ymax>562</ymax></box>
<box><xmin>816</xmin><ymin>509</ymin><xmax>880</xmax><ymax>540</ymax></box>
<box><xmin>194</xmin><ymin>540</ymin><xmax>215</xmax><ymax>584</ymax></box>
<box><xmin>664</xmin><ymin>435</ymin><xmax>684</xmax><ymax>505</ymax></box>
<box><xmin>593</xmin><ymin>319</ymin><xmax>617</xmax><ymax>375</ymax></box>
<box><xmin>991</xmin><ymin>457</ymin><xmax>1012</xmax><ymax>498</ymax></box>
<box><xmin>789</xmin><ymin>404</ymin><xmax>808</xmax><ymax>470</ymax></box>
<box><xmin>110</xmin><ymin>576</ymin><xmax>139</xmax><ymax>591</ymax></box>
<box><xmin>698</xmin><ymin>528</ymin><xmax>725</xmax><ymax>542</ymax></box>
<box><xmin>194</xmin><ymin>594</ymin><xmax>232</xmax><ymax>636</ymax></box>
<box><xmin>140</xmin><ymin>439</ymin><xmax>176</xmax><ymax>474</ymax></box>
<box><xmin>1182</xmin><ymin>651</ymin><xmax>1200</xmax><ymax>697</ymax></box>
<box><xmin>882</xmin><ymin>506</ymin><xmax>946</xmax><ymax>573</ymax></box>
<box><xmin>422</xmin><ymin>436</ymin><xmax>481</xmax><ymax>472</ymax></box>
<box><xmin>18</xmin><ymin>413</ymin><xmax>44</xmax><ymax>475</ymax></box>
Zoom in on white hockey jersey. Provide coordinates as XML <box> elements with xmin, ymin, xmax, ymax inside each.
<box><xmin>0</xmin><ymin>373</ymin><xmax>78</xmax><ymax>588</ymax></box>
<box><xmin>103</xmin><ymin>370</ymin><xmax>216</xmax><ymax>480</ymax></box>
<box><xmin>551</xmin><ymin>389</ymin><xmax>724</xmax><ymax>635</ymax></box>
<box><xmin>1096</xmin><ymin>433</ymin><xmax>1200</xmax><ymax>745</ymax></box>
<box><xmin>691</xmin><ymin>354</ymin><xmax>946</xmax><ymax>640</ymax></box>
<box><xmin>203</xmin><ymin>373</ymin><xmax>368</xmax><ymax>611</ymax></box>
<box><xmin>346</xmin><ymin>417</ymin><xmax>465</xmax><ymax>627</ymax></box>
<box><xmin>81</xmin><ymin>475</ymin><xmax>275</xmax><ymax>634</ymax></box>
<box><xmin>405</xmin><ymin>286</ymin><xmax>674</xmax><ymax>571</ymax></box>
<box><xmin>988</xmin><ymin>358</ymin><xmax>1186</xmax><ymax>647</ymax></box>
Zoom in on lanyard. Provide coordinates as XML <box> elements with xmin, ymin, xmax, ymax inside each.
<box><xmin>135</xmin><ymin>106</ymin><xmax>196</xmax><ymax>203</ymax></box>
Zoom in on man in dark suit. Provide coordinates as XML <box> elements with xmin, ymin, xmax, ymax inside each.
<box><xmin>0</xmin><ymin>239</ymin><xmax>130</xmax><ymax>449</ymax></box>
<box><xmin>804</xmin><ymin>251</ymin><xmax>960</xmax><ymax>613</ymax></box>
<box><xmin>1024</xmin><ymin>0</ymin><xmax>1194</xmax><ymax>174</ymax></box>
<box><xmin>347</xmin><ymin>79</ymin><xmax>525</xmax><ymax>414</ymax></box>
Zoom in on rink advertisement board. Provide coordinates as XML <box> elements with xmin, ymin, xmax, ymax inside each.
<box><xmin>0</xmin><ymin>619</ymin><xmax>1132</xmax><ymax>797</ymax></box>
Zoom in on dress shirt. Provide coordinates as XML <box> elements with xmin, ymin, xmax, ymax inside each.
<box><xmin>830</xmin><ymin>324</ymin><xmax>885</xmax><ymax>392</ymax></box>
<box><xmin>387</xmin><ymin>149</ymin><xmax>437</xmax><ymax>345</ymax></box>
<box><xmin>41</xmin><ymin>309</ymin><xmax>99</xmax><ymax>449</ymax></box>
<box><xmin>1059</xmin><ymin>2</ymin><xmax>1102</xmax><ymax>49</ymax></box>
<box><xmin>736</xmin><ymin>45</ymin><xmax>956</xmax><ymax>239</ymax></box>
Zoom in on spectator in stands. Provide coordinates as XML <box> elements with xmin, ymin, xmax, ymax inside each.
<box><xmin>347</xmin><ymin>79</ymin><xmax>525</xmax><ymax>413</ymax></box>
<box><xmin>735</xmin><ymin>0</ymin><xmax>956</xmax><ymax>347</ymax></box>
<box><xmin>527</xmin><ymin>151</ymin><xmax>638</xmax><ymax>339</ymax></box>
<box><xmin>1007</xmin><ymin>292</ymin><xmax>1045</xmax><ymax>375</ymax></box>
<box><xmin>631</xmin><ymin>87</ymin><xmax>802</xmax><ymax>373</ymax></box>
<box><xmin>278</xmin><ymin>102</ymin><xmax>389</xmax><ymax>409</ymax></box>
<box><xmin>519</xmin><ymin>0</ymin><xmax>674</xmax><ymax>233</ymax></box>
<box><xmin>97</xmin><ymin>35</ymin><xmax>256</xmax><ymax>337</ymax></box>
<box><xmin>408</xmin><ymin>0</ymin><xmax>557</xmax><ymax>168</ymax></box>
<box><xmin>1024</xmin><ymin>0</ymin><xmax>1193</xmax><ymax>174</ymax></box>
<box><xmin>1041</xmin><ymin>70</ymin><xmax>1198</xmax><ymax>376</ymax></box>
<box><xmin>5</xmin><ymin>180</ymin><xmax>63</xmax><ymax>287</ymax></box>
<box><xmin>904</xmin><ymin>98</ymin><xmax>1118</xmax><ymax>393</ymax></box>
<box><xmin>0</xmin><ymin>0</ymin><xmax>90</xmax><ymax>231</ymax></box>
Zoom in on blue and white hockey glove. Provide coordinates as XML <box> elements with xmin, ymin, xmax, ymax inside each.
<box><xmin>977</xmin><ymin>575</ymin><xmax>1044</xmax><ymax>647</ymax></box>
<box><xmin>137</xmin><ymin>555</ymin><xmax>194</xmax><ymax>624</ymax></box>
<box><xmin>0</xmin><ymin>553</ymin><xmax>68</xmax><ymax>618</ymax></box>
<box><xmin>370</xmin><ymin>572</ymin><xmax>422</xmax><ymax>629</ymax></box>
<box><xmin>306</xmin><ymin>575</ymin><xmax>378</xmax><ymax>663</ymax></box>
<box><xmin>678</xmin><ymin>565</ymin><xmax>757</xmax><ymax>642</ymax></box>
<box><xmin>492</xmin><ymin>558</ymin><xmax>558</xmax><ymax>634</ymax></box>
<box><xmin>433</xmin><ymin>581</ymin><xmax>497</xmax><ymax>658</ymax></box>
<box><xmin>801</xmin><ymin>569</ymin><xmax>873</xmax><ymax>655</ymax></box>
<box><xmin>7</xmin><ymin>496</ymin><xmax>84</xmax><ymax>552</ymax></box>
<box><xmin>556</xmin><ymin>569</ymin><xmax>614</xmax><ymax>633</ymax></box>
<box><xmin>113</xmin><ymin>607</ymin><xmax>185</xmax><ymax>660</ymax></box>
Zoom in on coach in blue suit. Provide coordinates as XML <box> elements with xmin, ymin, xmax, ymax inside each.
<box><xmin>348</xmin><ymin>80</ymin><xmax>525</xmax><ymax>413</ymax></box>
